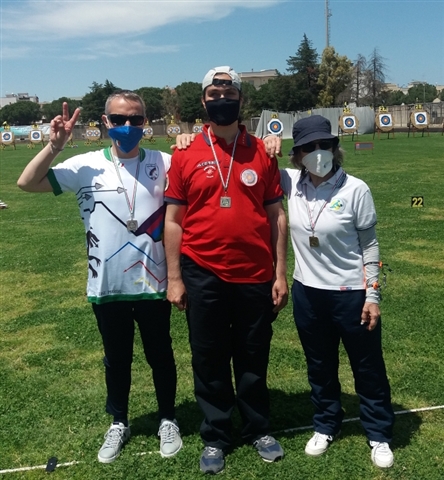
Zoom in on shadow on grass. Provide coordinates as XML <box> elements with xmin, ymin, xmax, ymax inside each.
<box><xmin>129</xmin><ymin>388</ymin><xmax>422</xmax><ymax>453</ymax></box>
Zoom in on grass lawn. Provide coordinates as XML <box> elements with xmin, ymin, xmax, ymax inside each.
<box><xmin>0</xmin><ymin>133</ymin><xmax>443</xmax><ymax>479</ymax></box>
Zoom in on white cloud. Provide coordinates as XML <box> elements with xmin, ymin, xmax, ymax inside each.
<box><xmin>3</xmin><ymin>0</ymin><xmax>283</xmax><ymax>40</ymax></box>
<box><xmin>66</xmin><ymin>40</ymin><xmax>182</xmax><ymax>60</ymax></box>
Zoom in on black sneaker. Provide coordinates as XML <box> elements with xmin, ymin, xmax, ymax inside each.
<box><xmin>253</xmin><ymin>435</ymin><xmax>284</xmax><ymax>462</ymax></box>
<box><xmin>200</xmin><ymin>446</ymin><xmax>225</xmax><ymax>474</ymax></box>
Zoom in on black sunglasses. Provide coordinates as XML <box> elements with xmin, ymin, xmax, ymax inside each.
<box><xmin>211</xmin><ymin>79</ymin><xmax>233</xmax><ymax>86</ymax></box>
<box><xmin>301</xmin><ymin>140</ymin><xmax>335</xmax><ymax>153</ymax></box>
<box><xmin>107</xmin><ymin>114</ymin><xmax>145</xmax><ymax>127</ymax></box>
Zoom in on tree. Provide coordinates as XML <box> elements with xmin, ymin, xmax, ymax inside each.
<box><xmin>286</xmin><ymin>34</ymin><xmax>319</xmax><ymax>90</ymax></box>
<box><xmin>134</xmin><ymin>87</ymin><xmax>164</xmax><ymax>121</ymax></box>
<box><xmin>285</xmin><ymin>34</ymin><xmax>321</xmax><ymax>109</ymax></box>
<box><xmin>161</xmin><ymin>87</ymin><xmax>180</xmax><ymax>121</ymax></box>
<box><xmin>175</xmin><ymin>82</ymin><xmax>205</xmax><ymax>123</ymax></box>
<box><xmin>386</xmin><ymin>90</ymin><xmax>407</xmax><ymax>106</ymax></box>
<box><xmin>365</xmin><ymin>48</ymin><xmax>388</xmax><ymax>108</ymax></box>
<box><xmin>0</xmin><ymin>101</ymin><xmax>42</xmax><ymax>125</ymax></box>
<box><xmin>41</xmin><ymin>97</ymin><xmax>82</xmax><ymax>122</ymax></box>
<box><xmin>317</xmin><ymin>47</ymin><xmax>353</xmax><ymax>107</ymax></box>
<box><xmin>352</xmin><ymin>54</ymin><xmax>367</xmax><ymax>106</ymax></box>
<box><xmin>405</xmin><ymin>83</ymin><xmax>437</xmax><ymax>104</ymax></box>
<box><xmin>81</xmin><ymin>80</ymin><xmax>120</xmax><ymax>125</ymax></box>
<box><xmin>240</xmin><ymin>81</ymin><xmax>261</xmax><ymax>118</ymax></box>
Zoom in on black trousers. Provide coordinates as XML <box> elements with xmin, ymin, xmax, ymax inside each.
<box><xmin>92</xmin><ymin>299</ymin><xmax>176</xmax><ymax>422</ymax></box>
<box><xmin>292</xmin><ymin>280</ymin><xmax>394</xmax><ymax>442</ymax></box>
<box><xmin>181</xmin><ymin>255</ymin><xmax>277</xmax><ymax>449</ymax></box>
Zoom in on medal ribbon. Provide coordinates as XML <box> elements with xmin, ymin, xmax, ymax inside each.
<box><xmin>109</xmin><ymin>147</ymin><xmax>141</xmax><ymax>222</ymax></box>
<box><xmin>304</xmin><ymin>171</ymin><xmax>346</xmax><ymax>236</ymax></box>
<box><xmin>208</xmin><ymin>127</ymin><xmax>240</xmax><ymax>195</ymax></box>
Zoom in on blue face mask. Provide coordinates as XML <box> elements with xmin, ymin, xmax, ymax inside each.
<box><xmin>107</xmin><ymin>125</ymin><xmax>144</xmax><ymax>153</ymax></box>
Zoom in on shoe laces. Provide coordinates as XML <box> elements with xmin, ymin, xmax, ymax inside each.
<box><xmin>255</xmin><ymin>435</ymin><xmax>274</xmax><ymax>447</ymax></box>
<box><xmin>313</xmin><ymin>432</ymin><xmax>333</xmax><ymax>444</ymax></box>
<box><xmin>205</xmin><ymin>447</ymin><xmax>220</xmax><ymax>457</ymax></box>
<box><xmin>158</xmin><ymin>421</ymin><xmax>179</xmax><ymax>443</ymax></box>
<box><xmin>371</xmin><ymin>441</ymin><xmax>390</xmax><ymax>454</ymax></box>
<box><xmin>103</xmin><ymin>425</ymin><xmax>125</xmax><ymax>448</ymax></box>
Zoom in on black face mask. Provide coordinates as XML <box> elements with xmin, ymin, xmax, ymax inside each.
<box><xmin>204</xmin><ymin>98</ymin><xmax>240</xmax><ymax>126</ymax></box>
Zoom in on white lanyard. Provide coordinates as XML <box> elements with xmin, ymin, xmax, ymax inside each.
<box><xmin>208</xmin><ymin>127</ymin><xmax>240</xmax><ymax>207</ymax></box>
<box><xmin>109</xmin><ymin>147</ymin><xmax>141</xmax><ymax>231</ymax></box>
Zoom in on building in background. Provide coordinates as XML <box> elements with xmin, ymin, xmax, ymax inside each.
<box><xmin>238</xmin><ymin>69</ymin><xmax>278</xmax><ymax>89</ymax></box>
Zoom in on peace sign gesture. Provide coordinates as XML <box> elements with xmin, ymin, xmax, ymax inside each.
<box><xmin>50</xmin><ymin>102</ymin><xmax>81</xmax><ymax>150</ymax></box>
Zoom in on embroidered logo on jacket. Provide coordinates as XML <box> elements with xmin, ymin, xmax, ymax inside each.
<box><xmin>241</xmin><ymin>169</ymin><xmax>258</xmax><ymax>186</ymax></box>
<box><xmin>146</xmin><ymin>164</ymin><xmax>159</xmax><ymax>180</ymax></box>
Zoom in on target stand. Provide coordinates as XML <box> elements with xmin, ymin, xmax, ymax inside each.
<box><xmin>408</xmin><ymin>106</ymin><xmax>430</xmax><ymax>138</ymax></box>
<box><xmin>27</xmin><ymin>125</ymin><xmax>45</xmax><ymax>149</ymax></box>
<box><xmin>141</xmin><ymin>121</ymin><xmax>156</xmax><ymax>144</ymax></box>
<box><xmin>374</xmin><ymin>108</ymin><xmax>395</xmax><ymax>139</ymax></box>
<box><xmin>166</xmin><ymin>118</ymin><xmax>181</xmax><ymax>144</ymax></box>
<box><xmin>0</xmin><ymin>124</ymin><xmax>16</xmax><ymax>150</ymax></box>
<box><xmin>338</xmin><ymin>107</ymin><xmax>359</xmax><ymax>141</ymax></box>
<box><xmin>85</xmin><ymin>123</ymin><xmax>103</xmax><ymax>146</ymax></box>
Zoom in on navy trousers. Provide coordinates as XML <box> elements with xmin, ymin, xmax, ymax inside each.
<box><xmin>92</xmin><ymin>299</ymin><xmax>176</xmax><ymax>422</ymax></box>
<box><xmin>181</xmin><ymin>255</ymin><xmax>277</xmax><ymax>449</ymax></box>
<box><xmin>291</xmin><ymin>280</ymin><xmax>394</xmax><ymax>443</ymax></box>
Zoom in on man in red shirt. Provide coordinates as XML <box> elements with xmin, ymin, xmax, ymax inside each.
<box><xmin>164</xmin><ymin>66</ymin><xmax>288</xmax><ymax>474</ymax></box>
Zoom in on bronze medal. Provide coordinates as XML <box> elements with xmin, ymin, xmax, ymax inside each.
<box><xmin>309</xmin><ymin>236</ymin><xmax>320</xmax><ymax>247</ymax></box>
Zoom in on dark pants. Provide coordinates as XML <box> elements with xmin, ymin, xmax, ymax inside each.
<box><xmin>291</xmin><ymin>280</ymin><xmax>394</xmax><ymax>443</ymax></box>
<box><xmin>92</xmin><ymin>299</ymin><xmax>176</xmax><ymax>422</ymax></box>
<box><xmin>181</xmin><ymin>255</ymin><xmax>277</xmax><ymax>449</ymax></box>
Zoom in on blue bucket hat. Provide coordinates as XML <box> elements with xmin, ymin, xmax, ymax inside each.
<box><xmin>289</xmin><ymin>115</ymin><xmax>338</xmax><ymax>155</ymax></box>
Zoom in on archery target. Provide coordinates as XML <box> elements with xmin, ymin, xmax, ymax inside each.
<box><xmin>343</xmin><ymin>116</ymin><xmax>356</xmax><ymax>129</ymax></box>
<box><xmin>1</xmin><ymin>132</ymin><xmax>13</xmax><ymax>143</ymax></box>
<box><xmin>143</xmin><ymin>127</ymin><xmax>154</xmax><ymax>137</ymax></box>
<box><xmin>379</xmin><ymin>114</ymin><xmax>393</xmax><ymax>127</ymax></box>
<box><xmin>167</xmin><ymin>125</ymin><xmax>181</xmax><ymax>136</ymax></box>
<box><xmin>192</xmin><ymin>124</ymin><xmax>203</xmax><ymax>134</ymax></box>
<box><xmin>86</xmin><ymin>128</ymin><xmax>100</xmax><ymax>137</ymax></box>
<box><xmin>31</xmin><ymin>130</ymin><xmax>42</xmax><ymax>141</ymax></box>
<box><xmin>267</xmin><ymin>119</ymin><xmax>283</xmax><ymax>135</ymax></box>
<box><xmin>414</xmin><ymin>112</ymin><xmax>428</xmax><ymax>126</ymax></box>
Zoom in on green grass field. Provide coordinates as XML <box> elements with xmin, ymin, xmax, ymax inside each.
<box><xmin>1</xmin><ymin>133</ymin><xmax>443</xmax><ymax>479</ymax></box>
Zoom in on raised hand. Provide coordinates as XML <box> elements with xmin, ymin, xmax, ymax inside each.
<box><xmin>50</xmin><ymin>102</ymin><xmax>81</xmax><ymax>149</ymax></box>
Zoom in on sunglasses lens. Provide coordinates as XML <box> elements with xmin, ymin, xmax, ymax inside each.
<box><xmin>301</xmin><ymin>141</ymin><xmax>334</xmax><ymax>153</ymax></box>
<box><xmin>302</xmin><ymin>143</ymin><xmax>316</xmax><ymax>153</ymax></box>
<box><xmin>212</xmin><ymin>79</ymin><xmax>233</xmax><ymax>86</ymax></box>
<box><xmin>129</xmin><ymin>115</ymin><xmax>145</xmax><ymax>126</ymax></box>
<box><xmin>319</xmin><ymin>141</ymin><xmax>333</xmax><ymax>150</ymax></box>
<box><xmin>108</xmin><ymin>115</ymin><xmax>145</xmax><ymax>126</ymax></box>
<box><xmin>108</xmin><ymin>114</ymin><xmax>126</xmax><ymax>126</ymax></box>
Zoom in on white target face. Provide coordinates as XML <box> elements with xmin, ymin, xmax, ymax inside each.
<box><xmin>31</xmin><ymin>131</ymin><xmax>42</xmax><ymax>141</ymax></box>
<box><xmin>167</xmin><ymin>125</ymin><xmax>181</xmax><ymax>135</ymax></box>
<box><xmin>414</xmin><ymin>112</ymin><xmax>428</xmax><ymax>125</ymax></box>
<box><xmin>192</xmin><ymin>125</ymin><xmax>203</xmax><ymax>134</ymax></box>
<box><xmin>86</xmin><ymin>129</ymin><xmax>100</xmax><ymax>137</ymax></box>
<box><xmin>379</xmin><ymin>114</ymin><xmax>393</xmax><ymax>127</ymax></box>
<box><xmin>143</xmin><ymin>127</ymin><xmax>153</xmax><ymax>136</ymax></box>
<box><xmin>343</xmin><ymin>115</ymin><xmax>356</xmax><ymax>130</ymax></box>
<box><xmin>267</xmin><ymin>119</ymin><xmax>283</xmax><ymax>135</ymax></box>
<box><xmin>1</xmin><ymin>132</ymin><xmax>12</xmax><ymax>143</ymax></box>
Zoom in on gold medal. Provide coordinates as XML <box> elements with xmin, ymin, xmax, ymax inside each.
<box><xmin>309</xmin><ymin>236</ymin><xmax>320</xmax><ymax>247</ymax></box>
<box><xmin>220</xmin><ymin>196</ymin><xmax>231</xmax><ymax>208</ymax></box>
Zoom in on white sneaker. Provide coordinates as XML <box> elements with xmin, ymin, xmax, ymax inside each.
<box><xmin>305</xmin><ymin>431</ymin><xmax>336</xmax><ymax>456</ymax></box>
<box><xmin>370</xmin><ymin>441</ymin><xmax>394</xmax><ymax>468</ymax></box>
<box><xmin>97</xmin><ymin>422</ymin><xmax>130</xmax><ymax>463</ymax></box>
<box><xmin>158</xmin><ymin>418</ymin><xmax>182</xmax><ymax>458</ymax></box>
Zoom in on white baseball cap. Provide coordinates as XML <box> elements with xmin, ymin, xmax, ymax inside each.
<box><xmin>202</xmin><ymin>66</ymin><xmax>241</xmax><ymax>91</ymax></box>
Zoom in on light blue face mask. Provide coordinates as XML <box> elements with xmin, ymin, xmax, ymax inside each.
<box><xmin>107</xmin><ymin>125</ymin><xmax>144</xmax><ymax>153</ymax></box>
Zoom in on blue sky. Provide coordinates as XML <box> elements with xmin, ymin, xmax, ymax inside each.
<box><xmin>1</xmin><ymin>0</ymin><xmax>443</xmax><ymax>103</ymax></box>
